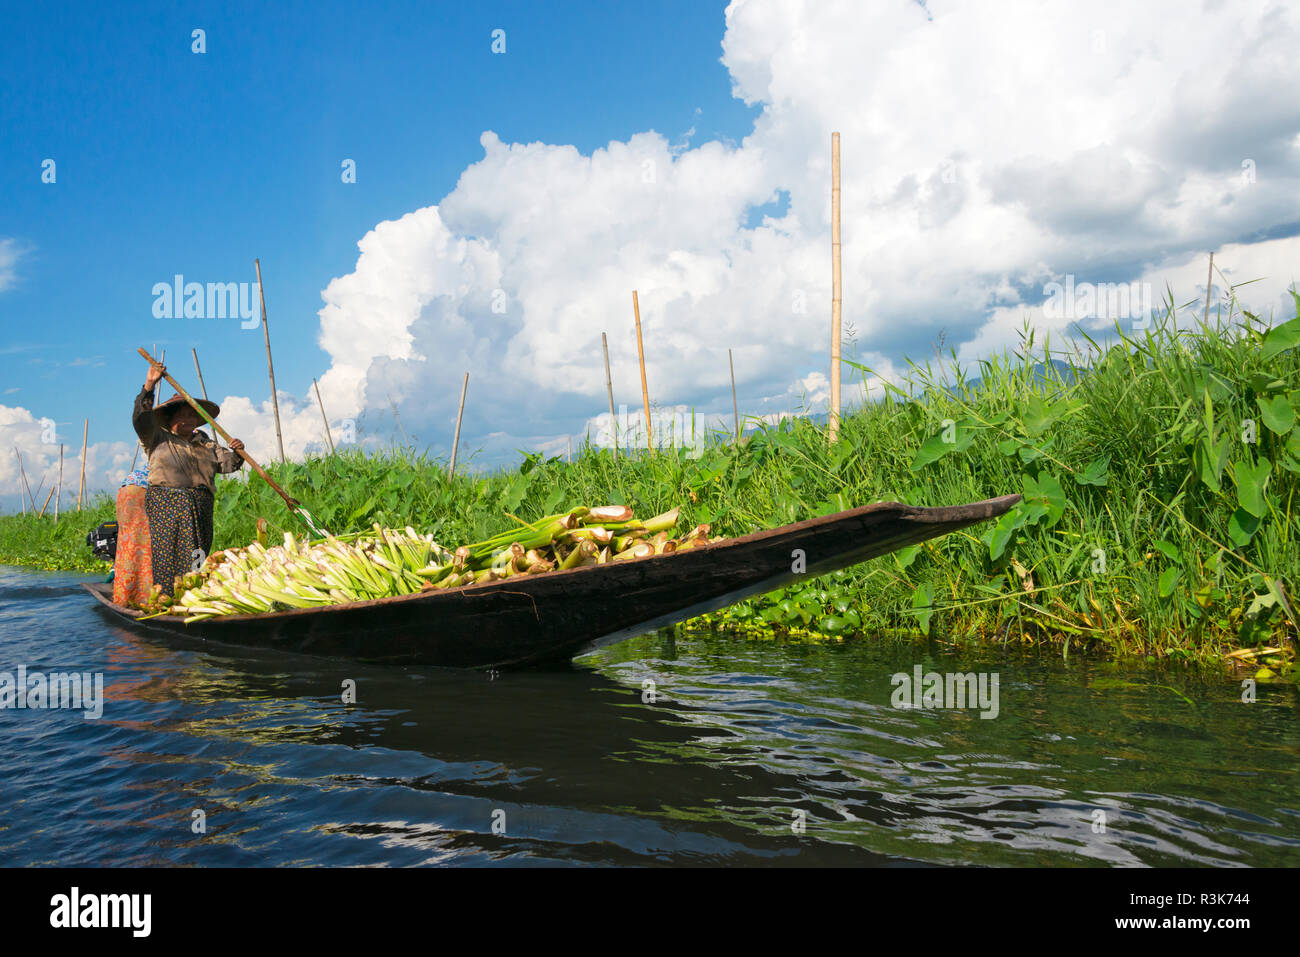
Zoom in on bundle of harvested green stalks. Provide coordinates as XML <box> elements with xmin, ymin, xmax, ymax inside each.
<box><xmin>169</xmin><ymin>505</ymin><xmax>717</xmax><ymax>623</ymax></box>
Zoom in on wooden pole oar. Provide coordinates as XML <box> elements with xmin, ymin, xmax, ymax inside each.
<box><xmin>137</xmin><ymin>348</ymin><xmax>330</xmax><ymax>537</ymax></box>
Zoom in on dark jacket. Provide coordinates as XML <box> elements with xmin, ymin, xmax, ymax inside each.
<box><xmin>132</xmin><ymin>387</ymin><xmax>243</xmax><ymax>493</ymax></box>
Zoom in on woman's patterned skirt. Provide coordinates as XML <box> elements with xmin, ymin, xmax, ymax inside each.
<box><xmin>112</xmin><ymin>484</ymin><xmax>153</xmax><ymax>607</ymax></box>
<box><xmin>145</xmin><ymin>485</ymin><xmax>214</xmax><ymax>594</ymax></box>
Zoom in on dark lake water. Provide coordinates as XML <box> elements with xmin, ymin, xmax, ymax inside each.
<box><xmin>2</xmin><ymin>565</ymin><xmax>1297</xmax><ymax>866</ymax></box>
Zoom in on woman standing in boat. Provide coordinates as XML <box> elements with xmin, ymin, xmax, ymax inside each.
<box><xmin>133</xmin><ymin>362</ymin><xmax>246</xmax><ymax>594</ymax></box>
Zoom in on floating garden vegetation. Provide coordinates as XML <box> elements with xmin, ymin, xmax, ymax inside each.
<box><xmin>2</xmin><ymin>291</ymin><xmax>1296</xmax><ymax>676</ymax></box>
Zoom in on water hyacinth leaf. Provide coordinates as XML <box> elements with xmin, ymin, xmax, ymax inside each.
<box><xmin>1259</xmin><ymin>314</ymin><xmax>1300</xmax><ymax>361</ymax></box>
<box><xmin>1257</xmin><ymin>395</ymin><xmax>1296</xmax><ymax>435</ymax></box>
<box><xmin>1227</xmin><ymin>508</ymin><xmax>1261</xmax><ymax>546</ymax></box>
<box><xmin>1232</xmin><ymin>457</ymin><xmax>1271</xmax><ymax>518</ymax></box>
<box><xmin>819</xmin><ymin>615</ymin><xmax>846</xmax><ymax>634</ymax></box>
<box><xmin>1158</xmin><ymin>567</ymin><xmax>1181</xmax><ymax>599</ymax></box>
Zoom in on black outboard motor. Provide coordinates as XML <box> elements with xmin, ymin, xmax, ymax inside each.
<box><xmin>86</xmin><ymin>522</ymin><xmax>119</xmax><ymax>561</ymax></box>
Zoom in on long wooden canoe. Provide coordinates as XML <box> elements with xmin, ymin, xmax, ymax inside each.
<box><xmin>83</xmin><ymin>494</ymin><xmax>1021</xmax><ymax>669</ymax></box>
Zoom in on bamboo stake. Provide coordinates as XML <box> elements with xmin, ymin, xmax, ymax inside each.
<box><xmin>313</xmin><ymin>378</ymin><xmax>335</xmax><ymax>454</ymax></box>
<box><xmin>602</xmin><ymin>331</ymin><xmax>617</xmax><ymax>460</ymax></box>
<box><xmin>14</xmin><ymin>448</ymin><xmax>34</xmax><ymax>513</ymax></box>
<box><xmin>632</xmin><ymin>290</ymin><xmax>652</xmax><ymax>451</ymax></box>
<box><xmin>729</xmin><ymin>348</ymin><xmax>739</xmax><ymax>441</ymax></box>
<box><xmin>388</xmin><ymin>393</ymin><xmax>411</xmax><ymax>447</ymax></box>
<box><xmin>192</xmin><ymin>347</ymin><xmax>209</xmax><ymax>400</ymax></box>
<box><xmin>567</xmin><ymin>436</ymin><xmax>572</xmax><ymax>462</ymax></box>
<box><xmin>448</xmin><ymin>372</ymin><xmax>469</xmax><ymax>478</ymax></box>
<box><xmin>55</xmin><ymin>444</ymin><xmax>63</xmax><ymax>521</ymax></box>
<box><xmin>38</xmin><ymin>484</ymin><xmax>54</xmax><ymax>517</ymax></box>
<box><xmin>77</xmin><ymin>419</ymin><xmax>88</xmax><ymax>510</ymax></box>
<box><xmin>254</xmin><ymin>258</ymin><xmax>287</xmax><ymax>462</ymax></box>
<box><xmin>1203</xmin><ymin>251</ymin><xmax>1215</xmax><ymax>325</ymax></box>
<box><xmin>829</xmin><ymin>131</ymin><xmax>843</xmax><ymax>443</ymax></box>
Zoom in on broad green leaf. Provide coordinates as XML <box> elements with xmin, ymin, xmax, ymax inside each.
<box><xmin>1232</xmin><ymin>457</ymin><xmax>1271</xmax><ymax>518</ymax></box>
<box><xmin>1021</xmin><ymin>395</ymin><xmax>1053</xmax><ymax>436</ymax></box>
<box><xmin>910</xmin><ymin>433</ymin><xmax>953</xmax><ymax>471</ymax></box>
<box><xmin>1193</xmin><ymin>433</ymin><xmax>1230</xmax><ymax>492</ymax></box>
<box><xmin>1074</xmin><ymin>455</ymin><xmax>1110</xmax><ymax>487</ymax></box>
<box><xmin>1259</xmin><ymin>315</ymin><xmax>1300</xmax><ymax>361</ymax></box>
<box><xmin>1158</xmin><ymin>567</ymin><xmax>1181</xmax><ymax>599</ymax></box>
<box><xmin>1227</xmin><ymin>507</ymin><xmax>1261</xmax><ymax>546</ymax></box>
<box><xmin>911</xmin><ymin>583</ymin><xmax>934</xmax><ymax>635</ymax></box>
<box><xmin>1152</xmin><ymin>540</ymin><xmax>1181</xmax><ymax>564</ymax></box>
<box><xmin>986</xmin><ymin>507</ymin><xmax>1027</xmax><ymax>560</ymax></box>
<box><xmin>894</xmin><ymin>545</ymin><xmax>921</xmax><ymax>570</ymax></box>
<box><xmin>1247</xmin><ymin>373</ymin><xmax>1288</xmax><ymax>394</ymax></box>
<box><xmin>909</xmin><ymin>420</ymin><xmax>975</xmax><ymax>470</ymax></box>
<box><xmin>1257</xmin><ymin>394</ymin><xmax>1296</xmax><ymax>435</ymax></box>
<box><xmin>1245</xmin><ymin>592</ymin><xmax>1278</xmax><ymax>618</ymax></box>
<box><xmin>1022</xmin><ymin>471</ymin><xmax>1066</xmax><ymax>525</ymax></box>
<box><xmin>997</xmin><ymin>437</ymin><xmax>1022</xmax><ymax>457</ymax></box>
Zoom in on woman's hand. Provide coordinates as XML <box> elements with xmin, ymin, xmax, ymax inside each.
<box><xmin>229</xmin><ymin>438</ymin><xmax>245</xmax><ymax>452</ymax></box>
<box><xmin>145</xmin><ymin>364</ymin><xmax>165</xmax><ymax>391</ymax></box>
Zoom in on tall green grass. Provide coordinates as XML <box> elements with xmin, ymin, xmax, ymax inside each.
<box><xmin>3</xmin><ymin>291</ymin><xmax>1296</xmax><ymax>670</ymax></box>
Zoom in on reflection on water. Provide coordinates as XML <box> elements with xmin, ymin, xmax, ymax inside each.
<box><xmin>1</xmin><ymin>566</ymin><xmax>1297</xmax><ymax>866</ymax></box>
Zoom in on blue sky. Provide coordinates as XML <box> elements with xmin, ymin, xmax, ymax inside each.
<box><xmin>3</xmin><ymin>0</ymin><xmax>1299</xmax><ymax>509</ymax></box>
<box><xmin>1</xmin><ymin>0</ymin><xmax>752</xmax><ymax>454</ymax></box>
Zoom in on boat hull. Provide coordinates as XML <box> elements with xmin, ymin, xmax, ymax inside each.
<box><xmin>83</xmin><ymin>494</ymin><xmax>1021</xmax><ymax>669</ymax></box>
